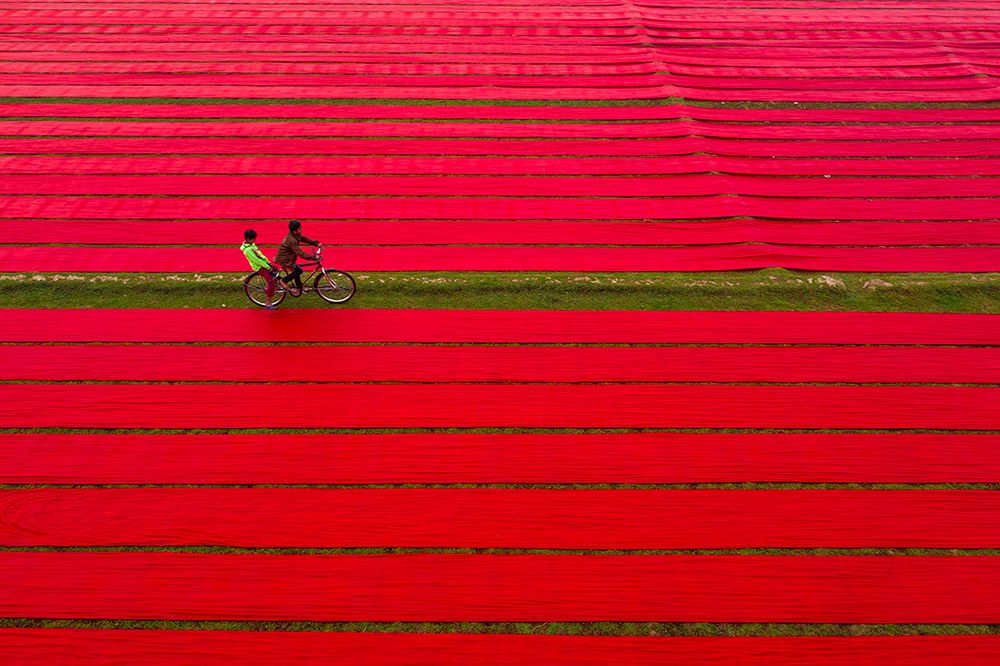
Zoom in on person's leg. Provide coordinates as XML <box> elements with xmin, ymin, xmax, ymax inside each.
<box><xmin>258</xmin><ymin>267</ymin><xmax>275</xmax><ymax>307</ymax></box>
<box><xmin>290</xmin><ymin>265</ymin><xmax>303</xmax><ymax>290</ymax></box>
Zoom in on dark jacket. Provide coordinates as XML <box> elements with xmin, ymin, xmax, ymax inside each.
<box><xmin>275</xmin><ymin>231</ymin><xmax>318</xmax><ymax>268</ymax></box>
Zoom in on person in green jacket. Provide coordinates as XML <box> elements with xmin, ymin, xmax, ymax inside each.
<box><xmin>240</xmin><ymin>229</ymin><xmax>280</xmax><ymax>309</ymax></box>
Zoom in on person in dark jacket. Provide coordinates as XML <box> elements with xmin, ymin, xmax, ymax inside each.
<box><xmin>274</xmin><ymin>219</ymin><xmax>321</xmax><ymax>296</ymax></box>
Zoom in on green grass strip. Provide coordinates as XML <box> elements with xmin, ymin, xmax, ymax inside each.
<box><xmin>2</xmin><ymin>271</ymin><xmax>997</xmax><ymax>312</ymax></box>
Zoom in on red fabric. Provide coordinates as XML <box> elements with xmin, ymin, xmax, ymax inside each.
<box><xmin>0</xmin><ymin>62</ymin><xmax>665</xmax><ymax>75</ymax></box>
<box><xmin>4</xmin><ymin>631</ymin><xmax>1000</xmax><ymax>665</ymax></box>
<box><xmin>19</xmin><ymin>220</ymin><xmax>1000</xmax><ymax>247</ymax></box>
<box><xmin>3</xmin><ymin>83</ymin><xmax>996</xmax><ymax>101</ymax></box>
<box><xmin>4</xmin><ymin>488</ymin><xmax>1000</xmax><ymax>548</ymax></box>
<box><xmin>4</xmin><ymin>156</ymin><xmax>998</xmax><ymax>177</ymax></box>
<box><xmin>5</xmin><ymin>196</ymin><xmax>1000</xmax><ymax>220</ymax></box>
<box><xmin>4</xmin><ymin>432</ymin><xmax>999</xmax><ymax>484</ymax></box>
<box><xmin>4</xmin><ymin>174</ymin><xmax>998</xmax><ymax>197</ymax></box>
<box><xmin>3</xmin><ymin>103</ymin><xmax>999</xmax><ymax>122</ymax></box>
<box><xmin>6</xmin><ymin>345</ymin><xmax>1000</xmax><ymax>383</ymax></box>
<box><xmin>4</xmin><ymin>245</ymin><xmax>1000</xmax><ymax>273</ymax></box>
<box><xmin>1</xmin><ymin>384</ymin><xmax>996</xmax><ymax>429</ymax></box>
<box><xmin>4</xmin><ymin>120</ymin><xmax>999</xmax><ymax>140</ymax></box>
<box><xmin>4</xmin><ymin>137</ymin><xmax>996</xmax><ymax>157</ymax></box>
<box><xmin>3</xmin><ymin>309</ymin><xmax>995</xmax><ymax>344</ymax></box>
<box><xmin>0</xmin><ymin>85</ymin><xmax>672</xmax><ymax>101</ymax></box>
<box><xmin>2</xmin><ymin>552</ymin><xmax>999</xmax><ymax>622</ymax></box>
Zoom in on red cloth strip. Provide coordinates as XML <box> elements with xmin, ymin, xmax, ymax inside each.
<box><xmin>2</xmin><ymin>552</ymin><xmax>999</xmax><ymax>622</ymax></box>
<box><xmin>2</xmin><ymin>309</ymin><xmax>995</xmax><ymax>344</ymax></box>
<box><xmin>5</xmin><ymin>156</ymin><xmax>1000</xmax><ymax>177</ymax></box>
<box><xmin>4</xmin><ymin>488</ymin><xmax>1000</xmax><ymax>549</ymax></box>
<box><xmin>4</xmin><ymin>84</ymin><xmax>997</xmax><ymax>101</ymax></box>
<box><xmin>4</xmin><ymin>631</ymin><xmax>1000</xmax><ymax>666</ymax></box>
<box><xmin>0</xmin><ymin>62</ymin><xmax>665</xmax><ymax>75</ymax></box>
<box><xmin>8</xmin><ymin>120</ymin><xmax>1000</xmax><ymax>139</ymax></box>
<box><xmin>5</xmin><ymin>196</ymin><xmax>1000</xmax><ymax>220</ymax></box>
<box><xmin>19</xmin><ymin>220</ymin><xmax>1000</xmax><ymax>247</ymax></box>
<box><xmin>0</xmin><ymin>73</ymin><xmax>668</xmax><ymax>90</ymax></box>
<box><xmin>3</xmin><ymin>103</ymin><xmax>1000</xmax><ymax>122</ymax></box>
<box><xmin>4</xmin><ymin>174</ymin><xmax>997</xmax><ymax>197</ymax></box>
<box><xmin>0</xmin><ymin>62</ymin><xmax>993</xmax><ymax>77</ymax></box>
<box><xmin>1</xmin><ymin>384</ymin><xmax>996</xmax><ymax>429</ymax></box>
<box><xmin>6</xmin><ymin>345</ymin><xmax>1000</xmax><ymax>384</ymax></box>
<box><xmin>4</xmin><ymin>432</ymin><xmax>999</xmax><ymax>484</ymax></box>
<box><xmin>6</xmin><ymin>246</ymin><xmax>1000</xmax><ymax>273</ymax></box>
<box><xmin>5</xmin><ymin>137</ymin><xmax>996</xmax><ymax>157</ymax></box>
<box><xmin>0</xmin><ymin>84</ymin><xmax>673</xmax><ymax>101</ymax></box>
<box><xmin>0</xmin><ymin>41</ymin><xmax>640</xmax><ymax>55</ymax></box>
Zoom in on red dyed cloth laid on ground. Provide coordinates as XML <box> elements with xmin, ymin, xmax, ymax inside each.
<box><xmin>4</xmin><ymin>120</ymin><xmax>999</xmax><ymax>139</ymax></box>
<box><xmin>0</xmin><ymin>62</ymin><xmax>666</xmax><ymax>75</ymax></box>
<box><xmin>20</xmin><ymin>220</ymin><xmax>1000</xmax><ymax>247</ymax></box>
<box><xmin>4</xmin><ymin>432</ymin><xmax>999</xmax><ymax>484</ymax></box>
<box><xmin>1</xmin><ymin>384</ymin><xmax>996</xmax><ymax>429</ymax></box>
<box><xmin>6</xmin><ymin>246</ymin><xmax>1000</xmax><ymax>273</ymax></box>
<box><xmin>5</xmin><ymin>156</ymin><xmax>1000</xmax><ymax>177</ymax></box>
<box><xmin>4</xmin><ymin>631</ymin><xmax>1000</xmax><ymax>666</ymax></box>
<box><xmin>0</xmin><ymin>73</ymin><xmax>670</xmax><ymax>89</ymax></box>
<box><xmin>3</xmin><ymin>104</ymin><xmax>999</xmax><ymax>122</ymax></box>
<box><xmin>5</xmin><ymin>137</ymin><xmax>995</xmax><ymax>157</ymax></box>
<box><xmin>3</xmin><ymin>488</ymin><xmax>999</xmax><ymax>548</ymax></box>
<box><xmin>2</xmin><ymin>83</ymin><xmax>996</xmax><ymax>101</ymax></box>
<box><xmin>4</xmin><ymin>174</ymin><xmax>996</xmax><ymax>197</ymax></box>
<box><xmin>5</xmin><ymin>62</ymin><xmax>999</xmax><ymax>77</ymax></box>
<box><xmin>1</xmin><ymin>552</ymin><xmax>998</xmax><ymax>622</ymax></box>
<box><xmin>0</xmin><ymin>85</ymin><xmax>672</xmax><ymax>101</ymax></box>
<box><xmin>6</xmin><ymin>196</ymin><xmax>1000</xmax><ymax>220</ymax></box>
<box><xmin>6</xmin><ymin>345</ymin><xmax>999</xmax><ymax>383</ymax></box>
<box><xmin>3</xmin><ymin>309</ymin><xmax>995</xmax><ymax>344</ymax></box>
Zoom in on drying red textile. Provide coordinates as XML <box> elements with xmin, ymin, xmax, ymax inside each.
<box><xmin>5</xmin><ymin>195</ymin><xmax>1000</xmax><ymax>220</ymax></box>
<box><xmin>3</xmin><ymin>103</ymin><xmax>999</xmax><ymax>122</ymax></box>
<box><xmin>4</xmin><ymin>155</ymin><xmax>1000</xmax><ymax>177</ymax></box>
<box><xmin>5</xmin><ymin>246</ymin><xmax>1000</xmax><ymax>273</ymax></box>
<box><xmin>4</xmin><ymin>432</ymin><xmax>999</xmax><ymax>484</ymax></box>
<box><xmin>4</xmin><ymin>137</ymin><xmax>996</xmax><ymax>157</ymax></box>
<box><xmin>3</xmin><ymin>488</ymin><xmax>999</xmax><ymax>548</ymax></box>
<box><xmin>6</xmin><ymin>345</ymin><xmax>1000</xmax><ymax>383</ymax></box>
<box><xmin>4</xmin><ymin>631</ymin><xmax>1000</xmax><ymax>666</ymax></box>
<box><xmin>5</xmin><ymin>174</ymin><xmax>998</xmax><ymax>197</ymax></box>
<box><xmin>2</xmin><ymin>309</ymin><xmax>995</xmax><ymax>344</ymax></box>
<box><xmin>4</xmin><ymin>120</ymin><xmax>998</xmax><ymax>140</ymax></box>
<box><xmin>2</xmin><ymin>552</ymin><xmax>999</xmax><ymax>622</ymax></box>
<box><xmin>0</xmin><ymin>85</ymin><xmax>671</xmax><ymax>101</ymax></box>
<box><xmin>19</xmin><ymin>220</ymin><xmax>1000</xmax><ymax>247</ymax></box>
<box><xmin>1</xmin><ymin>384</ymin><xmax>996</xmax><ymax>429</ymax></box>
<box><xmin>5</xmin><ymin>81</ymin><xmax>997</xmax><ymax>102</ymax></box>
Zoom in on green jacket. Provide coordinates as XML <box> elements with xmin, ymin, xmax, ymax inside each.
<box><xmin>240</xmin><ymin>242</ymin><xmax>274</xmax><ymax>271</ymax></box>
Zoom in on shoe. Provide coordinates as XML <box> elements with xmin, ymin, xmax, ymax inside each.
<box><xmin>265</xmin><ymin>305</ymin><xmax>278</xmax><ymax>310</ymax></box>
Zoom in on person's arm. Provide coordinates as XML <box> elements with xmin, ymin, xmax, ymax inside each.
<box><xmin>299</xmin><ymin>234</ymin><xmax>319</xmax><ymax>247</ymax></box>
<box><xmin>293</xmin><ymin>238</ymin><xmax>316</xmax><ymax>260</ymax></box>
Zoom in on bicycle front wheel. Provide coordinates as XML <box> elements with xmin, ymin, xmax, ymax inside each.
<box><xmin>244</xmin><ymin>272</ymin><xmax>287</xmax><ymax>307</ymax></box>
<box><xmin>314</xmin><ymin>269</ymin><xmax>356</xmax><ymax>304</ymax></box>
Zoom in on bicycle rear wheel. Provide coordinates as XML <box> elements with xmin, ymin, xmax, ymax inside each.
<box><xmin>314</xmin><ymin>269</ymin><xmax>356</xmax><ymax>304</ymax></box>
<box><xmin>243</xmin><ymin>272</ymin><xmax>287</xmax><ymax>307</ymax></box>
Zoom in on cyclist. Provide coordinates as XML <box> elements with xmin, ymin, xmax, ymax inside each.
<box><xmin>240</xmin><ymin>228</ymin><xmax>280</xmax><ymax>310</ymax></box>
<box><xmin>275</xmin><ymin>219</ymin><xmax>321</xmax><ymax>297</ymax></box>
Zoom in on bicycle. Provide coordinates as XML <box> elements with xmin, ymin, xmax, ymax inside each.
<box><xmin>243</xmin><ymin>246</ymin><xmax>356</xmax><ymax>307</ymax></box>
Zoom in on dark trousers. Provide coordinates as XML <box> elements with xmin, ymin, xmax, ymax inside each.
<box><xmin>283</xmin><ymin>265</ymin><xmax>304</xmax><ymax>289</ymax></box>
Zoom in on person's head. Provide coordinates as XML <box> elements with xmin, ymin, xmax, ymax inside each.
<box><xmin>288</xmin><ymin>219</ymin><xmax>302</xmax><ymax>235</ymax></box>
<box><xmin>243</xmin><ymin>228</ymin><xmax>257</xmax><ymax>242</ymax></box>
